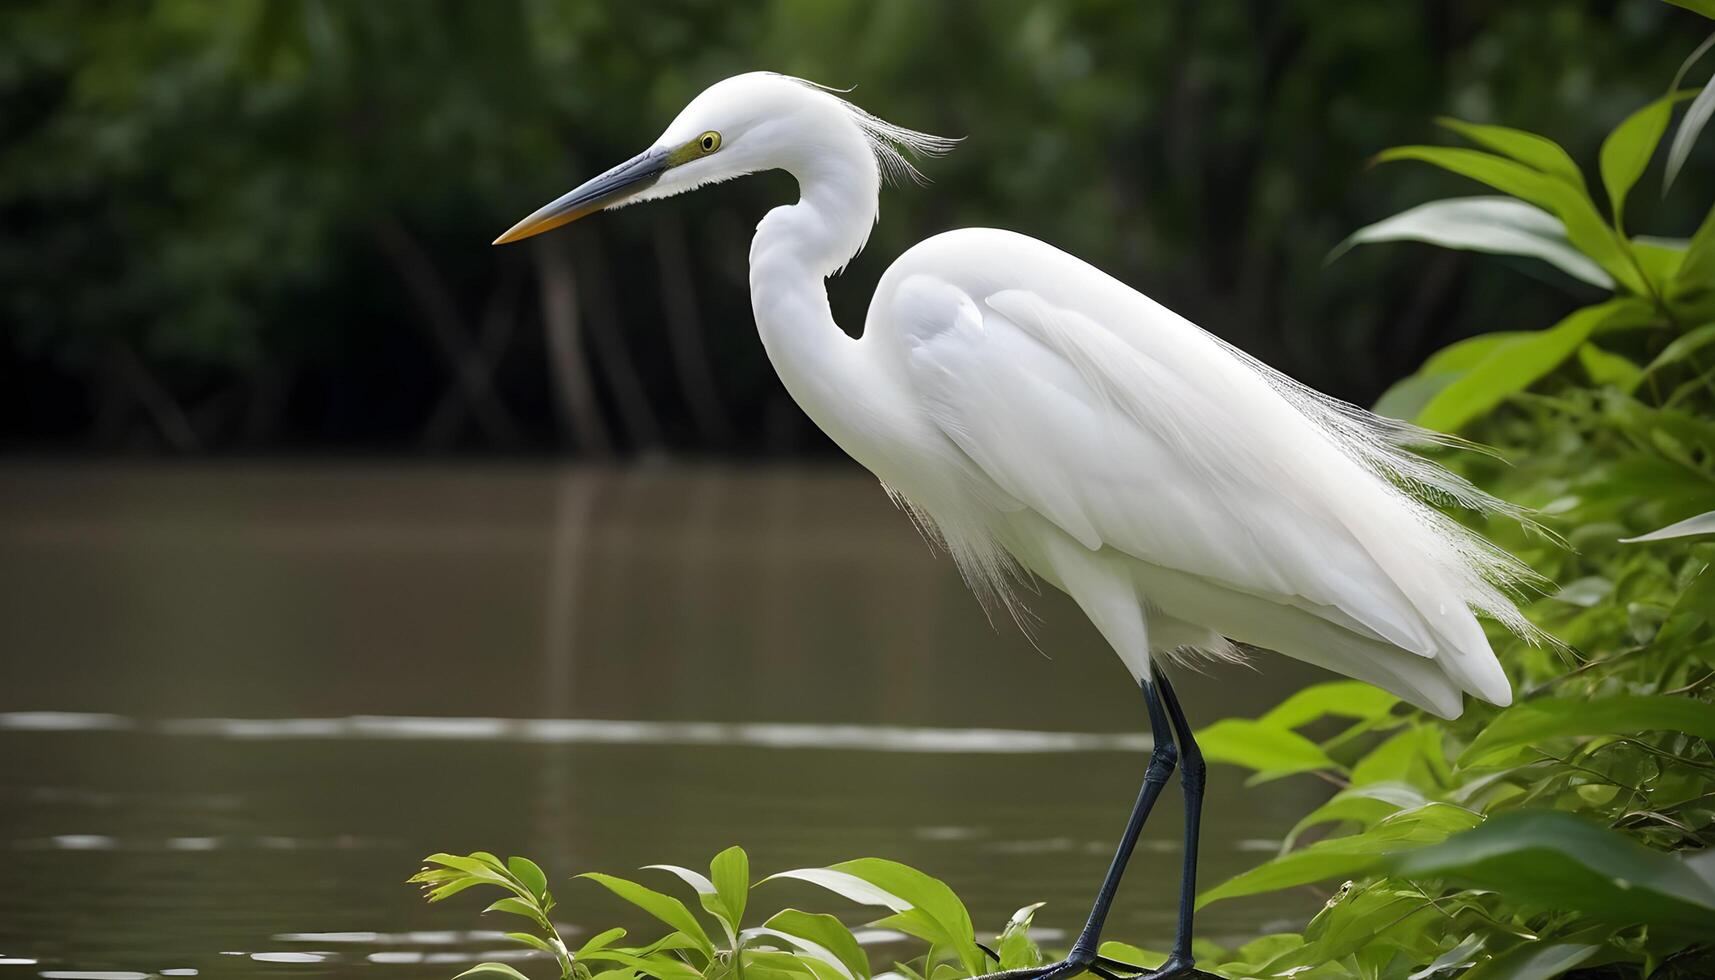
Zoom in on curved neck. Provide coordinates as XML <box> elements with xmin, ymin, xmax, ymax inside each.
<box><xmin>748</xmin><ymin>135</ymin><xmax>891</xmax><ymax>455</ymax></box>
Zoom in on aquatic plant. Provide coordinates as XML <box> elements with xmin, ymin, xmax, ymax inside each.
<box><xmin>412</xmin><ymin>845</ymin><xmax>1216</xmax><ymax>980</ymax></box>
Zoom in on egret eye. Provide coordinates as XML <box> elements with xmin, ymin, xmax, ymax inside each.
<box><xmin>699</xmin><ymin>131</ymin><xmax>721</xmax><ymax>153</ymax></box>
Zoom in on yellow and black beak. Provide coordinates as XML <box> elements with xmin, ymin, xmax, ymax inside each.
<box><xmin>492</xmin><ymin>147</ymin><xmax>668</xmax><ymax>245</ymax></box>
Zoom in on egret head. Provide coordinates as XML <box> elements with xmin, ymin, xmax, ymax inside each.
<box><xmin>493</xmin><ymin>72</ymin><xmax>954</xmax><ymax>245</ymax></box>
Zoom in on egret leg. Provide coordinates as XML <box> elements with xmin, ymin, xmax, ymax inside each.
<box><xmin>970</xmin><ymin>671</ymin><xmax>1206</xmax><ymax>980</ymax></box>
<box><xmin>1154</xmin><ymin>670</ymin><xmax>1205</xmax><ymax>970</ymax></box>
<box><xmin>1067</xmin><ymin>674</ymin><xmax>1178</xmax><ymax>962</ymax></box>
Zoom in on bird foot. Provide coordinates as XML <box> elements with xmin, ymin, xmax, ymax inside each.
<box><xmin>1088</xmin><ymin>952</ymin><xmax>1202</xmax><ymax>980</ymax></box>
<box><xmin>965</xmin><ymin>953</ymin><xmax>1200</xmax><ymax>980</ymax></box>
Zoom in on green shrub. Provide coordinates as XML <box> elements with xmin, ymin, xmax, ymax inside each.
<box><xmin>1178</xmin><ymin>18</ymin><xmax>1715</xmax><ymax>976</ymax></box>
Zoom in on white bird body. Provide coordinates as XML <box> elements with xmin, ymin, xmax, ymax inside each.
<box><xmin>502</xmin><ymin>71</ymin><xmax>1541</xmax><ymax>720</ymax></box>
<box><xmin>766</xmin><ymin>223</ymin><xmax>1522</xmax><ymax>720</ymax></box>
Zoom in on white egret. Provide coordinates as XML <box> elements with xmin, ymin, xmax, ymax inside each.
<box><xmin>494</xmin><ymin>72</ymin><xmax>1541</xmax><ymax>980</ymax></box>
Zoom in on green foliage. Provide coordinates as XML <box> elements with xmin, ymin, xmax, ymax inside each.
<box><xmin>417</xmin><ymin>844</ymin><xmax>1477</xmax><ymax>980</ymax></box>
<box><xmin>411</xmin><ymin>851</ymin><xmax>581</xmax><ymax>980</ymax></box>
<box><xmin>1388</xmin><ymin>811</ymin><xmax>1715</xmax><ymax>934</ymax></box>
<box><xmin>1365</xmin><ymin>71</ymin><xmax>1715</xmax><ymax>433</ymax></box>
<box><xmin>416</xmin><ymin>847</ymin><xmax>981</xmax><ymax>980</ymax></box>
<box><xmin>1204</xmin><ymin>49</ymin><xmax>1715</xmax><ymax>977</ymax></box>
<box><xmin>1410</xmin><ymin>300</ymin><xmax>1655</xmax><ymax>432</ymax></box>
<box><xmin>3</xmin><ymin>1</ymin><xmax>1706</xmax><ymax>451</ymax></box>
<box><xmin>1601</xmin><ymin>92</ymin><xmax>1696</xmax><ymax>231</ymax></box>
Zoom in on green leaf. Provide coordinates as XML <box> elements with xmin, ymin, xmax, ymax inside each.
<box><xmin>867</xmin><ymin>909</ymin><xmax>949</xmax><ymax>946</ymax></box>
<box><xmin>579</xmin><ymin>873</ymin><xmax>716</xmax><ymax>957</ymax></box>
<box><xmin>644</xmin><ymin>863</ymin><xmax>736</xmax><ymax>943</ymax></box>
<box><xmin>1389</xmin><ymin>811</ymin><xmax>1715</xmax><ymax>933</ymax></box>
<box><xmin>471</xmin><ymin>851</ymin><xmax>509</xmax><ymax>873</ymax></box>
<box><xmin>508</xmin><ymin>856</ymin><xmax>549</xmax><ymax>901</ymax></box>
<box><xmin>745</xmin><ymin>967</ymin><xmax>821</xmax><ymax>980</ymax></box>
<box><xmin>644</xmin><ymin>864</ymin><xmax>717</xmax><ymax>896</ymax></box>
<box><xmin>1406</xmin><ymin>936</ymin><xmax>1489</xmax><ymax>979</ymax></box>
<box><xmin>1375</xmin><ymin>146</ymin><xmax>1642</xmax><ymax>293</ymax></box>
<box><xmin>1375</xmin><ymin>332</ymin><xmax>1537</xmax><ymax>421</ymax></box>
<box><xmin>485</xmin><ymin>896</ymin><xmax>545</xmax><ymax>925</ymax></box>
<box><xmin>1460</xmin><ymin>695</ymin><xmax>1715</xmax><ymax>765</ymax></box>
<box><xmin>745</xmin><ymin>950</ymin><xmax>834</xmax><ymax>980</ymax></box>
<box><xmin>1578</xmin><ymin>344</ymin><xmax>1643</xmax><ymax>391</ymax></box>
<box><xmin>824</xmin><ymin>859</ymin><xmax>980</xmax><ymax>975</ymax></box>
<box><xmin>1621</xmin><ymin>510</ymin><xmax>1715</xmax><ymax>542</ymax></box>
<box><xmin>574</xmin><ymin>927</ymin><xmax>627</xmax><ymax>960</ymax></box>
<box><xmin>416</xmin><ymin>851</ymin><xmax>535</xmax><ymax>901</ymax></box>
<box><xmin>1553</xmin><ymin>575</ymin><xmax>1614</xmax><ymax>607</ymax></box>
<box><xmin>1374</xmin><ymin>370</ymin><xmax>1462</xmax><ymax>422</ymax></box>
<box><xmin>1415</xmin><ymin>300</ymin><xmax>1650</xmax><ymax>431</ymax></box>
<box><xmin>1665</xmin><ymin>0</ymin><xmax>1715</xmax><ymax>18</ymax></box>
<box><xmin>1373</xmin><ymin>147</ymin><xmax>1557</xmax><ymax>207</ymax></box>
<box><xmin>1195</xmin><ymin>718</ymin><xmax>1339</xmax><ymax>775</ymax></box>
<box><xmin>1644</xmin><ymin>322</ymin><xmax>1715</xmax><ymax>374</ymax></box>
<box><xmin>424</xmin><ymin>853</ymin><xmax>521</xmax><ymax>889</ymax></box>
<box><xmin>1424</xmin><ymin>331</ymin><xmax>1537</xmax><ymax>373</ymax></box>
<box><xmin>452</xmin><ymin>964</ymin><xmax>532</xmax><ymax>980</ymax></box>
<box><xmin>1288</xmin><ymin>883</ymin><xmax>1442</xmax><ymax>966</ymax></box>
<box><xmin>1463</xmin><ymin>942</ymin><xmax>1599</xmax><ymax>980</ymax></box>
<box><xmin>1351</xmin><ymin>725</ymin><xmax>1449</xmax><ymax>788</ymax></box>
<box><xmin>582</xmin><ymin>951</ymin><xmax>704</xmax><ymax>980</ymax></box>
<box><xmin>1331</xmin><ymin>197</ymin><xmax>1613</xmax><ymax>288</ymax></box>
<box><xmin>761</xmin><ymin>868</ymin><xmax>910</xmax><ymax>912</ymax></box>
<box><xmin>504</xmin><ymin>932</ymin><xmax>555</xmax><ymax>953</ymax></box>
<box><xmin>1671</xmin><ymin>566</ymin><xmax>1715</xmax><ymax>624</ymax></box>
<box><xmin>1259</xmin><ymin>682</ymin><xmax>1400</xmax><ymax>729</ymax></box>
<box><xmin>772</xmin><ymin>867</ymin><xmax>966</xmax><ymax>972</ymax></box>
<box><xmin>1634</xmin><ymin>237</ymin><xmax>1691</xmax><ymax>293</ymax></box>
<box><xmin>762</xmin><ymin>909</ymin><xmax>871</xmax><ymax>980</ymax></box>
<box><xmin>1283</xmin><ymin>782</ymin><xmax>1429</xmax><ymax>850</ymax></box>
<box><xmin>1435</xmin><ymin>118</ymin><xmax>1588</xmax><ymax>190</ymax></box>
<box><xmin>423</xmin><ymin>877</ymin><xmax>498</xmax><ymax>903</ymax></box>
<box><xmin>1678</xmin><ymin>206</ymin><xmax>1715</xmax><ymax>297</ymax></box>
<box><xmin>1197</xmin><ymin>803</ymin><xmax>1481</xmax><ymax>907</ymax></box>
<box><xmin>1669</xmin><ymin>47</ymin><xmax>1715</xmax><ymax>193</ymax></box>
<box><xmin>1096</xmin><ymin>942</ymin><xmax>1168</xmax><ymax>971</ymax></box>
<box><xmin>1217</xmin><ymin>934</ymin><xmax>1328</xmax><ymax>978</ymax></box>
<box><xmin>1600</xmin><ymin>91</ymin><xmax>1695</xmax><ymax>229</ymax></box>
<box><xmin>710</xmin><ymin>846</ymin><xmax>749</xmax><ymax>930</ymax></box>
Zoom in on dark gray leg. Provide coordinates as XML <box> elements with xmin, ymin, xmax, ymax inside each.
<box><xmin>1067</xmin><ymin>676</ymin><xmax>1178</xmax><ymax>962</ymax></box>
<box><xmin>972</xmin><ymin>672</ymin><xmax>1196</xmax><ymax>980</ymax></box>
<box><xmin>1087</xmin><ymin>667</ymin><xmax>1205</xmax><ymax>979</ymax></box>
<box><xmin>1152</xmin><ymin>668</ymin><xmax>1205</xmax><ymax>975</ymax></box>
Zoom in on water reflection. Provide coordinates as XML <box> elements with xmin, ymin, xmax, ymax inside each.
<box><xmin>0</xmin><ymin>464</ymin><xmax>1333</xmax><ymax>977</ymax></box>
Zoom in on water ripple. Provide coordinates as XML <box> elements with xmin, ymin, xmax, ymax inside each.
<box><xmin>0</xmin><ymin>712</ymin><xmax>1150</xmax><ymax>754</ymax></box>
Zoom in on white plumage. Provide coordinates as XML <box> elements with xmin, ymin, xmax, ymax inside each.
<box><xmin>876</xmin><ymin>232</ymin><xmax>1536</xmax><ymax>717</ymax></box>
<box><xmin>498</xmin><ymin>71</ymin><xmax>1545</xmax><ymax>720</ymax></box>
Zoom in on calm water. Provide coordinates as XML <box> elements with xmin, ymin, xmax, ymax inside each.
<box><xmin>0</xmin><ymin>463</ymin><xmax>1334</xmax><ymax>978</ymax></box>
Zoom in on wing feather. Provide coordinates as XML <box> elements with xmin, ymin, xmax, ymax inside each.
<box><xmin>885</xmin><ymin>241</ymin><xmax>1540</xmax><ymax>706</ymax></box>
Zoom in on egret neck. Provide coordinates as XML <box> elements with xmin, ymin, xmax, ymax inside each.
<box><xmin>746</xmin><ymin>123</ymin><xmax>901</xmax><ymax>465</ymax></box>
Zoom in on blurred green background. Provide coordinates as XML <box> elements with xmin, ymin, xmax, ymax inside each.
<box><xmin>3</xmin><ymin>0</ymin><xmax>1709</xmax><ymax>455</ymax></box>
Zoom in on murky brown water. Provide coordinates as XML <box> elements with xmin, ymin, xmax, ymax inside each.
<box><xmin>0</xmin><ymin>463</ymin><xmax>1335</xmax><ymax>978</ymax></box>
